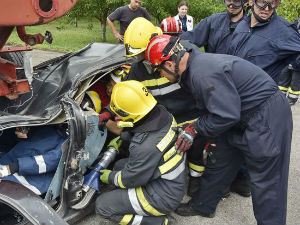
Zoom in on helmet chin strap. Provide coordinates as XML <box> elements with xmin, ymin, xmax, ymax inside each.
<box><xmin>161</xmin><ymin>48</ymin><xmax>186</xmax><ymax>82</ymax></box>
<box><xmin>251</xmin><ymin>5</ymin><xmax>273</xmax><ymax>23</ymax></box>
<box><xmin>227</xmin><ymin>7</ymin><xmax>243</xmax><ymax>17</ymax></box>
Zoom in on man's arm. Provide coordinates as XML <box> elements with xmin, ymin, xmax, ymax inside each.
<box><xmin>193</xmin><ymin>71</ymin><xmax>241</xmax><ymax>137</ymax></box>
<box><xmin>107</xmin><ymin>17</ymin><xmax>123</xmax><ymax>42</ymax></box>
<box><xmin>108</xmin><ymin>138</ymin><xmax>162</xmax><ymax>188</ymax></box>
<box><xmin>180</xmin><ymin>16</ymin><xmax>212</xmax><ymax>48</ymax></box>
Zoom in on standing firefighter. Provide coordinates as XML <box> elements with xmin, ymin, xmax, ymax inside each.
<box><xmin>180</xmin><ymin>0</ymin><xmax>248</xmax><ymax>54</ymax></box>
<box><xmin>145</xmin><ymin>34</ymin><xmax>292</xmax><ymax>225</ymax></box>
<box><xmin>95</xmin><ymin>80</ymin><xmax>186</xmax><ymax>225</ymax></box>
<box><xmin>227</xmin><ymin>0</ymin><xmax>300</xmax><ymax>83</ymax></box>
<box><xmin>179</xmin><ymin>0</ymin><xmax>251</xmax><ymax>198</ymax></box>
<box><xmin>278</xmin><ymin>13</ymin><xmax>300</xmax><ymax>105</ymax></box>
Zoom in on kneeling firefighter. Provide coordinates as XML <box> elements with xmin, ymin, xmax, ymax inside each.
<box><xmin>95</xmin><ymin>80</ymin><xmax>186</xmax><ymax>225</ymax></box>
<box><xmin>121</xmin><ymin>17</ymin><xmax>207</xmax><ymax>196</ymax></box>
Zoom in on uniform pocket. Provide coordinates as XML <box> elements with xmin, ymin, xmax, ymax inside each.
<box><xmin>243</xmin><ymin>114</ymin><xmax>280</xmax><ymax>158</ymax></box>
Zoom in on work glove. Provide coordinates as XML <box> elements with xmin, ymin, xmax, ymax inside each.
<box><xmin>175</xmin><ymin>122</ymin><xmax>198</xmax><ymax>155</ymax></box>
<box><xmin>98</xmin><ymin>111</ymin><xmax>112</xmax><ymax>130</ymax></box>
<box><xmin>203</xmin><ymin>142</ymin><xmax>216</xmax><ymax>165</ymax></box>
<box><xmin>0</xmin><ymin>165</ymin><xmax>10</xmax><ymax>178</ymax></box>
<box><xmin>107</xmin><ymin>136</ymin><xmax>123</xmax><ymax>151</ymax></box>
<box><xmin>100</xmin><ymin>169</ymin><xmax>111</xmax><ymax>184</ymax></box>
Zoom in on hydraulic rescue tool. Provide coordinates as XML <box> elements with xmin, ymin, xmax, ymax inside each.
<box><xmin>72</xmin><ymin>145</ymin><xmax>118</xmax><ymax>209</ymax></box>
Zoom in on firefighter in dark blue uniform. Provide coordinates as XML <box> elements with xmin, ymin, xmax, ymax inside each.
<box><xmin>180</xmin><ymin>0</ymin><xmax>248</xmax><ymax>53</ymax></box>
<box><xmin>180</xmin><ymin>0</ymin><xmax>252</xmax><ymax>198</ymax></box>
<box><xmin>227</xmin><ymin>0</ymin><xmax>300</xmax><ymax>83</ymax></box>
<box><xmin>145</xmin><ymin>35</ymin><xmax>292</xmax><ymax>225</ymax></box>
<box><xmin>278</xmin><ymin>14</ymin><xmax>300</xmax><ymax>105</ymax></box>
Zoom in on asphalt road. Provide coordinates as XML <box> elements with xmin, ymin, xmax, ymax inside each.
<box><xmin>33</xmin><ymin>49</ymin><xmax>300</xmax><ymax>225</ymax></box>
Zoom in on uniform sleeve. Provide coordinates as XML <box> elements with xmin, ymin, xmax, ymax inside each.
<box><xmin>291</xmin><ymin>55</ymin><xmax>300</xmax><ymax>71</ymax></box>
<box><xmin>180</xmin><ymin>16</ymin><xmax>211</xmax><ymax>48</ymax></box>
<box><xmin>193</xmin><ymin>71</ymin><xmax>241</xmax><ymax>137</ymax></box>
<box><xmin>276</xmin><ymin>27</ymin><xmax>300</xmax><ymax>58</ymax></box>
<box><xmin>17</xmin><ymin>139</ymin><xmax>63</xmax><ymax>176</ymax></box>
<box><xmin>109</xmin><ymin>135</ymin><xmax>161</xmax><ymax>188</ymax></box>
<box><xmin>108</xmin><ymin>7</ymin><xmax>121</xmax><ymax>22</ymax></box>
<box><xmin>127</xmin><ymin>62</ymin><xmax>140</xmax><ymax>81</ymax></box>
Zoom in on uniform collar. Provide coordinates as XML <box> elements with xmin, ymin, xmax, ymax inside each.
<box><xmin>229</xmin><ymin>13</ymin><xmax>246</xmax><ymax>30</ymax></box>
<box><xmin>246</xmin><ymin>12</ymin><xmax>277</xmax><ymax>27</ymax></box>
<box><xmin>178</xmin><ymin>49</ymin><xmax>199</xmax><ymax>87</ymax></box>
<box><xmin>131</xmin><ymin>105</ymin><xmax>170</xmax><ymax>133</ymax></box>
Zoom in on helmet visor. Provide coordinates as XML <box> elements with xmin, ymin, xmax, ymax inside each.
<box><xmin>125</xmin><ymin>43</ymin><xmax>143</xmax><ymax>57</ymax></box>
<box><xmin>224</xmin><ymin>0</ymin><xmax>243</xmax><ymax>9</ymax></box>
<box><xmin>253</xmin><ymin>0</ymin><xmax>280</xmax><ymax>10</ymax></box>
<box><xmin>143</xmin><ymin>60</ymin><xmax>159</xmax><ymax>74</ymax></box>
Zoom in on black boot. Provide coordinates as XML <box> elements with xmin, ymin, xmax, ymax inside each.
<box><xmin>187</xmin><ymin>176</ymin><xmax>201</xmax><ymax>197</ymax></box>
<box><xmin>175</xmin><ymin>201</ymin><xmax>215</xmax><ymax>218</ymax></box>
<box><xmin>222</xmin><ymin>186</ymin><xmax>230</xmax><ymax>199</ymax></box>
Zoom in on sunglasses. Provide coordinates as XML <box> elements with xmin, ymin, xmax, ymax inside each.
<box><xmin>253</xmin><ymin>0</ymin><xmax>280</xmax><ymax>10</ymax></box>
<box><xmin>224</xmin><ymin>0</ymin><xmax>243</xmax><ymax>9</ymax></box>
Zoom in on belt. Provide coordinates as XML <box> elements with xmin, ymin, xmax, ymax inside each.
<box><xmin>234</xmin><ymin>90</ymin><xmax>281</xmax><ymax>131</ymax></box>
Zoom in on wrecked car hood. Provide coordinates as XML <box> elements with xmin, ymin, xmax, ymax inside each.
<box><xmin>0</xmin><ymin>43</ymin><xmax>133</xmax><ymax>130</ymax></box>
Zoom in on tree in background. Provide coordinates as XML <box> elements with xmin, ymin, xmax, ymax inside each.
<box><xmin>277</xmin><ymin>0</ymin><xmax>300</xmax><ymax>22</ymax></box>
<box><xmin>67</xmin><ymin>0</ymin><xmax>299</xmax><ymax>42</ymax></box>
<box><xmin>142</xmin><ymin>0</ymin><xmax>224</xmax><ymax>24</ymax></box>
<box><xmin>69</xmin><ymin>0</ymin><xmax>125</xmax><ymax>41</ymax></box>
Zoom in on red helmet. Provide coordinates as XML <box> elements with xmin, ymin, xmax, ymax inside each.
<box><xmin>160</xmin><ymin>16</ymin><xmax>182</xmax><ymax>35</ymax></box>
<box><xmin>145</xmin><ymin>34</ymin><xmax>178</xmax><ymax>67</ymax></box>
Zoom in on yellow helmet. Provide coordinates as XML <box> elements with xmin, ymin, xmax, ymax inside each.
<box><xmin>85</xmin><ymin>91</ymin><xmax>102</xmax><ymax>113</ymax></box>
<box><xmin>110</xmin><ymin>65</ymin><xmax>131</xmax><ymax>83</ymax></box>
<box><xmin>124</xmin><ymin>17</ymin><xmax>163</xmax><ymax>57</ymax></box>
<box><xmin>110</xmin><ymin>80</ymin><xmax>157</xmax><ymax>123</ymax></box>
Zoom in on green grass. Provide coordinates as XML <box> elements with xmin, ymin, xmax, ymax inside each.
<box><xmin>6</xmin><ymin>16</ymin><xmax>119</xmax><ymax>52</ymax></box>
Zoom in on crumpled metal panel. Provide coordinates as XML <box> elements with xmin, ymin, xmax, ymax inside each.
<box><xmin>0</xmin><ymin>43</ymin><xmax>133</xmax><ymax>130</ymax></box>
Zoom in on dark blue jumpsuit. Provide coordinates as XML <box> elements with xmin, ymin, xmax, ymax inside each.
<box><xmin>227</xmin><ymin>13</ymin><xmax>300</xmax><ymax>83</ymax></box>
<box><xmin>180</xmin><ymin>12</ymin><xmax>244</xmax><ymax>54</ymax></box>
<box><xmin>180</xmin><ymin>50</ymin><xmax>292</xmax><ymax>225</ymax></box>
<box><xmin>180</xmin><ymin>11</ymin><xmax>250</xmax><ymax>188</ymax></box>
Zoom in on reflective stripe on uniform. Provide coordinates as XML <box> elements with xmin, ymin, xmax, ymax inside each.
<box><xmin>150</xmin><ymin>83</ymin><xmax>181</xmax><ymax>96</ymax></box>
<box><xmin>34</xmin><ymin>155</ymin><xmax>46</xmax><ymax>174</ymax></box>
<box><xmin>189</xmin><ymin>169</ymin><xmax>203</xmax><ymax>177</ymax></box>
<box><xmin>188</xmin><ymin>162</ymin><xmax>205</xmax><ymax>173</ymax></box>
<box><xmin>120</xmin><ymin>214</ymin><xmax>133</xmax><ymax>225</ymax></box>
<box><xmin>128</xmin><ymin>188</ymin><xmax>147</xmax><ymax>216</ymax></box>
<box><xmin>278</xmin><ymin>86</ymin><xmax>289</xmax><ymax>91</ymax></box>
<box><xmin>132</xmin><ymin>215</ymin><xmax>143</xmax><ymax>225</ymax></box>
<box><xmin>288</xmin><ymin>87</ymin><xmax>300</xmax><ymax>95</ymax></box>
<box><xmin>141</xmin><ymin>77</ymin><xmax>169</xmax><ymax>87</ymax></box>
<box><xmin>117</xmin><ymin>171</ymin><xmax>126</xmax><ymax>188</ymax></box>
<box><xmin>164</xmin><ymin>217</ymin><xmax>169</xmax><ymax>225</ymax></box>
<box><xmin>156</xmin><ymin>118</ymin><xmax>177</xmax><ymax>152</ymax></box>
<box><xmin>163</xmin><ymin>146</ymin><xmax>176</xmax><ymax>161</ymax></box>
<box><xmin>114</xmin><ymin>171</ymin><xmax>120</xmax><ymax>187</ymax></box>
<box><xmin>159</xmin><ymin>154</ymin><xmax>182</xmax><ymax>174</ymax></box>
<box><xmin>161</xmin><ymin>156</ymin><xmax>185</xmax><ymax>180</ymax></box>
<box><xmin>136</xmin><ymin>187</ymin><xmax>165</xmax><ymax>216</ymax></box>
<box><xmin>113</xmin><ymin>171</ymin><xmax>126</xmax><ymax>188</ymax></box>
<box><xmin>177</xmin><ymin>118</ymin><xmax>198</xmax><ymax>127</ymax></box>
<box><xmin>13</xmin><ymin>173</ymin><xmax>41</xmax><ymax>195</ymax></box>
<box><xmin>288</xmin><ymin>93</ymin><xmax>299</xmax><ymax>99</ymax></box>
